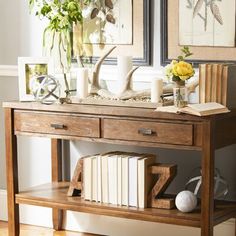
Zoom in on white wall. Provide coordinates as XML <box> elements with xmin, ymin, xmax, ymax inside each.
<box><xmin>0</xmin><ymin>1</ymin><xmax>20</xmax><ymax>64</ymax></box>
<box><xmin>1</xmin><ymin>0</ymin><xmax>236</xmax><ymax>235</ymax></box>
<box><xmin>0</xmin><ymin>76</ymin><xmax>18</xmax><ymax>189</ymax></box>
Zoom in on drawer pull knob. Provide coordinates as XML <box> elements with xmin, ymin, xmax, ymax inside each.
<box><xmin>50</xmin><ymin>124</ymin><xmax>66</xmax><ymax>130</ymax></box>
<box><xmin>138</xmin><ymin>128</ymin><xmax>156</xmax><ymax>136</ymax></box>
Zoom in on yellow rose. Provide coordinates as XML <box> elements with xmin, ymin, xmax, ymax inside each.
<box><xmin>172</xmin><ymin>61</ymin><xmax>194</xmax><ymax>80</ymax></box>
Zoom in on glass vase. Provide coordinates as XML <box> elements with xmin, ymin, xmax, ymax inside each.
<box><xmin>173</xmin><ymin>81</ymin><xmax>188</xmax><ymax>108</ymax></box>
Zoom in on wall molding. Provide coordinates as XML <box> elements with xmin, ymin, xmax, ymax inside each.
<box><xmin>0</xmin><ymin>64</ymin><xmax>163</xmax><ymax>82</ymax></box>
<box><xmin>0</xmin><ymin>65</ymin><xmax>18</xmax><ymax>77</ymax></box>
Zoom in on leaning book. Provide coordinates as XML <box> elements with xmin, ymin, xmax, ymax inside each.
<box><xmin>156</xmin><ymin>103</ymin><xmax>230</xmax><ymax>116</ymax></box>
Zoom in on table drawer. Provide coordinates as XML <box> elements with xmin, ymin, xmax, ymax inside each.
<box><xmin>14</xmin><ymin>111</ymin><xmax>100</xmax><ymax>138</ymax></box>
<box><xmin>103</xmin><ymin>119</ymin><xmax>193</xmax><ymax>145</ymax></box>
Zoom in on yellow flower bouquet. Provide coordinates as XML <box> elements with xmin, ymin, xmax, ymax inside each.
<box><xmin>165</xmin><ymin>47</ymin><xmax>195</xmax><ymax>85</ymax></box>
<box><xmin>165</xmin><ymin>47</ymin><xmax>195</xmax><ymax>108</ymax></box>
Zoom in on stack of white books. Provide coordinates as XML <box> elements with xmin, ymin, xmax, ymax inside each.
<box><xmin>83</xmin><ymin>152</ymin><xmax>156</xmax><ymax>208</ymax></box>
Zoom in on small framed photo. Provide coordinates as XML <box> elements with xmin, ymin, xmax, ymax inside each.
<box><xmin>18</xmin><ymin>57</ymin><xmax>54</xmax><ymax>101</ymax></box>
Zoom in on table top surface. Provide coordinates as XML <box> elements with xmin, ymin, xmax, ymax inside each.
<box><xmin>3</xmin><ymin>101</ymin><xmax>236</xmax><ymax>122</ymax></box>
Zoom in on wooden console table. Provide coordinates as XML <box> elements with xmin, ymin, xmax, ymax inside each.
<box><xmin>3</xmin><ymin>101</ymin><xmax>236</xmax><ymax>236</ymax></box>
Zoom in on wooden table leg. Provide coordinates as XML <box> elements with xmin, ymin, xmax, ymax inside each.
<box><xmin>51</xmin><ymin>139</ymin><xmax>63</xmax><ymax>230</ymax></box>
<box><xmin>201</xmin><ymin>120</ymin><xmax>215</xmax><ymax>236</ymax></box>
<box><xmin>235</xmin><ymin>218</ymin><xmax>236</xmax><ymax>236</ymax></box>
<box><xmin>5</xmin><ymin>108</ymin><xmax>19</xmax><ymax>236</ymax></box>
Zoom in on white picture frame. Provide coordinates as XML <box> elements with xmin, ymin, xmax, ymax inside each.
<box><xmin>18</xmin><ymin>57</ymin><xmax>54</xmax><ymax>101</ymax></box>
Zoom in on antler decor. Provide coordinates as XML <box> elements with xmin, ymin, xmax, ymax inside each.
<box><xmin>88</xmin><ymin>46</ymin><xmax>150</xmax><ymax>100</ymax></box>
<box><xmin>87</xmin><ymin>47</ymin><xmax>199</xmax><ymax>101</ymax></box>
<box><xmin>89</xmin><ymin>46</ymin><xmax>117</xmax><ymax>95</ymax></box>
<box><xmin>185</xmin><ymin>77</ymin><xmax>199</xmax><ymax>95</ymax></box>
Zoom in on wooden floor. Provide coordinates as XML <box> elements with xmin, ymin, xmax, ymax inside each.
<box><xmin>0</xmin><ymin>221</ymin><xmax>101</xmax><ymax>236</ymax></box>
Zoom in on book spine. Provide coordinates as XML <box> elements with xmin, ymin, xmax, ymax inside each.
<box><xmin>221</xmin><ymin>65</ymin><xmax>228</xmax><ymax>106</ymax></box>
<box><xmin>199</xmin><ymin>64</ymin><xmax>207</xmax><ymax>103</ymax></box>
<box><xmin>97</xmin><ymin>155</ymin><xmax>102</xmax><ymax>202</ymax></box>
<box><xmin>83</xmin><ymin>157</ymin><xmax>92</xmax><ymax>201</ymax></box>
<box><xmin>129</xmin><ymin>157</ymin><xmax>138</xmax><ymax>207</ymax></box>
<box><xmin>121</xmin><ymin>156</ymin><xmax>129</xmax><ymax>206</ymax></box>
<box><xmin>92</xmin><ymin>157</ymin><xmax>97</xmax><ymax>201</ymax></box>
<box><xmin>216</xmin><ymin>64</ymin><xmax>223</xmax><ymax>104</ymax></box>
<box><xmin>117</xmin><ymin>156</ymin><xmax>122</xmax><ymax>205</ymax></box>
<box><xmin>108</xmin><ymin>155</ymin><xmax>118</xmax><ymax>205</ymax></box>
<box><xmin>138</xmin><ymin>158</ymin><xmax>145</xmax><ymax>208</ymax></box>
<box><xmin>205</xmin><ymin>64</ymin><xmax>212</xmax><ymax>103</ymax></box>
<box><xmin>211</xmin><ymin>64</ymin><xmax>218</xmax><ymax>102</ymax></box>
<box><xmin>101</xmin><ymin>155</ymin><xmax>109</xmax><ymax>203</ymax></box>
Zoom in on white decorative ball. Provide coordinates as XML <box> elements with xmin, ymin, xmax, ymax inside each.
<box><xmin>175</xmin><ymin>190</ymin><xmax>197</xmax><ymax>213</ymax></box>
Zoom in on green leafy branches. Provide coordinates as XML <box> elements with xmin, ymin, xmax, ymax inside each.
<box><xmin>29</xmin><ymin>0</ymin><xmax>91</xmax><ymax>97</ymax></box>
<box><xmin>177</xmin><ymin>46</ymin><xmax>193</xmax><ymax>61</ymax></box>
<box><xmin>29</xmin><ymin>0</ymin><xmax>91</xmax><ymax>69</ymax></box>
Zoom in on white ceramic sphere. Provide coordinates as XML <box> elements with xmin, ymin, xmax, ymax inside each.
<box><xmin>175</xmin><ymin>190</ymin><xmax>197</xmax><ymax>213</ymax></box>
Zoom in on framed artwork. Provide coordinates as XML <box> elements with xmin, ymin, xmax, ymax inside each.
<box><xmin>73</xmin><ymin>0</ymin><xmax>151</xmax><ymax>66</ymax></box>
<box><xmin>161</xmin><ymin>0</ymin><xmax>236</xmax><ymax>66</ymax></box>
<box><xmin>18</xmin><ymin>57</ymin><xmax>54</xmax><ymax>101</ymax></box>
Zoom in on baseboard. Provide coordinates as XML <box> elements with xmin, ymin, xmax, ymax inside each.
<box><xmin>0</xmin><ymin>189</ymin><xmax>235</xmax><ymax>236</ymax></box>
<box><xmin>0</xmin><ymin>189</ymin><xmax>53</xmax><ymax>227</ymax></box>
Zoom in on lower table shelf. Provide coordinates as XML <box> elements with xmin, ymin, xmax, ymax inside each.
<box><xmin>15</xmin><ymin>182</ymin><xmax>236</xmax><ymax>228</ymax></box>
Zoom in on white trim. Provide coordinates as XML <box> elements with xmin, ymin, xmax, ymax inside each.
<box><xmin>0</xmin><ymin>65</ymin><xmax>18</xmax><ymax>77</ymax></box>
<box><xmin>0</xmin><ymin>64</ymin><xmax>162</xmax><ymax>82</ymax></box>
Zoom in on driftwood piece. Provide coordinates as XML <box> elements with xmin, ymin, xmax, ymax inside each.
<box><xmin>148</xmin><ymin>164</ymin><xmax>177</xmax><ymax>209</ymax></box>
